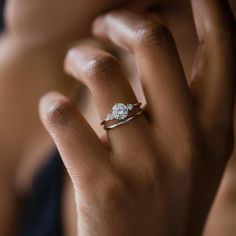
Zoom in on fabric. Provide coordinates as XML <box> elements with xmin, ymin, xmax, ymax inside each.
<box><xmin>20</xmin><ymin>151</ymin><xmax>64</xmax><ymax>236</ymax></box>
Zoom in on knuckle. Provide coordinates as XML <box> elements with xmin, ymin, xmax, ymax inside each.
<box><xmin>98</xmin><ymin>175</ymin><xmax>127</xmax><ymax>207</ymax></box>
<box><xmin>135</xmin><ymin>22</ymin><xmax>173</xmax><ymax>48</ymax></box>
<box><xmin>130</xmin><ymin>160</ymin><xmax>158</xmax><ymax>190</ymax></box>
<box><xmin>46</xmin><ymin>99</ymin><xmax>74</xmax><ymax>126</ymax></box>
<box><xmin>179</xmin><ymin>143</ymin><xmax>199</xmax><ymax>167</ymax></box>
<box><xmin>168</xmin><ymin>135</ymin><xmax>201</xmax><ymax>169</ymax></box>
<box><xmin>85</xmin><ymin>54</ymin><xmax>120</xmax><ymax>82</ymax></box>
<box><xmin>208</xmin><ymin>122</ymin><xmax>233</xmax><ymax>159</ymax></box>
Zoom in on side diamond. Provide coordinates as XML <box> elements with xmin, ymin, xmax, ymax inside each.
<box><xmin>127</xmin><ymin>104</ymin><xmax>134</xmax><ymax>110</ymax></box>
<box><xmin>105</xmin><ymin>113</ymin><xmax>114</xmax><ymax>121</ymax></box>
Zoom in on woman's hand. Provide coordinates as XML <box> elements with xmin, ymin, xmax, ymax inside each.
<box><xmin>40</xmin><ymin>1</ymin><xmax>235</xmax><ymax>235</ymax></box>
<box><xmin>0</xmin><ymin>1</ymin><xmax>196</xmax><ymax>235</ymax></box>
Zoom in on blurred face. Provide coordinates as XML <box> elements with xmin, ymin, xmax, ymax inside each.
<box><xmin>4</xmin><ymin>0</ymin><xmax>183</xmax><ymax>44</ymax></box>
<box><xmin>5</xmin><ymin>0</ymin><xmax>236</xmax><ymax>45</ymax></box>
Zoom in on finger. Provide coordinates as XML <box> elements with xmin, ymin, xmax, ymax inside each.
<box><xmin>92</xmin><ymin>11</ymin><xmax>194</xmax><ymax>133</ymax></box>
<box><xmin>39</xmin><ymin>92</ymin><xmax>108</xmax><ymax>188</ymax></box>
<box><xmin>191</xmin><ymin>0</ymin><xmax>236</xmax><ymax>125</ymax></box>
<box><xmin>64</xmin><ymin>45</ymin><xmax>150</xmax><ymax>155</ymax></box>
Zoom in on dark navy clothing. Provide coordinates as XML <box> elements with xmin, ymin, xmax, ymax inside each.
<box><xmin>20</xmin><ymin>152</ymin><xmax>64</xmax><ymax>236</ymax></box>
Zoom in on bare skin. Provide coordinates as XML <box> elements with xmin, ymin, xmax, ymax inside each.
<box><xmin>0</xmin><ymin>0</ymin><xmax>235</xmax><ymax>235</ymax></box>
<box><xmin>42</xmin><ymin>1</ymin><xmax>236</xmax><ymax>235</ymax></box>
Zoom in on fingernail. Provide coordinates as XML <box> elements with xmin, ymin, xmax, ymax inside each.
<box><xmin>64</xmin><ymin>49</ymin><xmax>78</xmax><ymax>76</ymax></box>
<box><xmin>92</xmin><ymin>15</ymin><xmax>106</xmax><ymax>34</ymax></box>
<box><xmin>39</xmin><ymin>92</ymin><xmax>65</xmax><ymax>123</ymax></box>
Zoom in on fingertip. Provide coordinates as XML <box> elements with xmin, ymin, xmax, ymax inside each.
<box><xmin>64</xmin><ymin>48</ymin><xmax>78</xmax><ymax>77</ymax></box>
<box><xmin>39</xmin><ymin>92</ymin><xmax>72</xmax><ymax>126</ymax></box>
<box><xmin>92</xmin><ymin>15</ymin><xmax>107</xmax><ymax>36</ymax></box>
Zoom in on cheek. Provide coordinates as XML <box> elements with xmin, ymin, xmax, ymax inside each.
<box><xmin>4</xmin><ymin>0</ymin><xmax>112</xmax><ymax>44</ymax></box>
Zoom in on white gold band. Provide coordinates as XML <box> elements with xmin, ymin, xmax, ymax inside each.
<box><xmin>103</xmin><ymin>110</ymin><xmax>143</xmax><ymax>130</ymax></box>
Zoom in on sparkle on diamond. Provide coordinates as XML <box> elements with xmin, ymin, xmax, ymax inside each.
<box><xmin>112</xmin><ymin>103</ymin><xmax>129</xmax><ymax>120</ymax></box>
<box><xmin>105</xmin><ymin>113</ymin><xmax>114</xmax><ymax>121</ymax></box>
<box><xmin>127</xmin><ymin>104</ymin><xmax>134</xmax><ymax>110</ymax></box>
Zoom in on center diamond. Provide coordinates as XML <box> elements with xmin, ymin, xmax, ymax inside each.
<box><xmin>112</xmin><ymin>103</ymin><xmax>129</xmax><ymax>120</ymax></box>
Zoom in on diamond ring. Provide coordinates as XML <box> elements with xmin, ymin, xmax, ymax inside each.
<box><xmin>103</xmin><ymin>110</ymin><xmax>143</xmax><ymax>130</ymax></box>
<box><xmin>101</xmin><ymin>102</ymin><xmax>143</xmax><ymax>129</ymax></box>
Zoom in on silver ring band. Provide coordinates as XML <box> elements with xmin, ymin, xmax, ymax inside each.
<box><xmin>103</xmin><ymin>110</ymin><xmax>143</xmax><ymax>130</ymax></box>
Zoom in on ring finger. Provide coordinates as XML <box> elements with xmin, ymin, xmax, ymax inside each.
<box><xmin>64</xmin><ymin>45</ymin><xmax>150</xmax><ymax>155</ymax></box>
<box><xmin>92</xmin><ymin>10</ymin><xmax>194</xmax><ymax>136</ymax></box>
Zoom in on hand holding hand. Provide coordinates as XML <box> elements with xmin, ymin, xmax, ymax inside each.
<box><xmin>40</xmin><ymin>1</ymin><xmax>235</xmax><ymax>235</ymax></box>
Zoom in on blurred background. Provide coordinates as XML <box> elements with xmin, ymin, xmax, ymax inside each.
<box><xmin>0</xmin><ymin>0</ymin><xmax>4</xmax><ymax>29</ymax></box>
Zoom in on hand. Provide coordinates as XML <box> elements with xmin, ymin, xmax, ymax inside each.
<box><xmin>0</xmin><ymin>1</ymin><xmax>199</xmax><ymax>235</ymax></box>
<box><xmin>40</xmin><ymin>1</ymin><xmax>236</xmax><ymax>235</ymax></box>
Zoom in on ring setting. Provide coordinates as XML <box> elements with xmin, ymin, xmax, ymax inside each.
<box><xmin>101</xmin><ymin>102</ymin><xmax>143</xmax><ymax>130</ymax></box>
<box><xmin>105</xmin><ymin>103</ymin><xmax>135</xmax><ymax>121</ymax></box>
